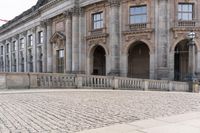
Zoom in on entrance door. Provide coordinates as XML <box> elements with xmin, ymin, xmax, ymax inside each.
<box><xmin>93</xmin><ymin>46</ymin><xmax>106</xmax><ymax>75</ymax></box>
<box><xmin>128</xmin><ymin>42</ymin><xmax>150</xmax><ymax>79</ymax></box>
<box><xmin>174</xmin><ymin>40</ymin><xmax>189</xmax><ymax>81</ymax></box>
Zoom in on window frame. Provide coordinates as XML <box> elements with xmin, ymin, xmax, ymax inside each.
<box><xmin>129</xmin><ymin>5</ymin><xmax>147</xmax><ymax>24</ymax></box>
<box><xmin>178</xmin><ymin>3</ymin><xmax>194</xmax><ymax>21</ymax></box>
<box><xmin>28</xmin><ymin>35</ymin><xmax>33</xmax><ymax>46</ymax></box>
<box><xmin>38</xmin><ymin>31</ymin><xmax>44</xmax><ymax>44</ymax></box>
<box><xmin>92</xmin><ymin>12</ymin><xmax>104</xmax><ymax>30</ymax></box>
<box><xmin>20</xmin><ymin>38</ymin><xmax>25</xmax><ymax>49</ymax></box>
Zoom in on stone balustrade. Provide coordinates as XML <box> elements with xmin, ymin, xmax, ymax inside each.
<box><xmin>0</xmin><ymin>73</ymin><xmax>190</xmax><ymax>92</ymax></box>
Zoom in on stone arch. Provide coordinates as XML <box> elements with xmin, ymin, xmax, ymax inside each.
<box><xmin>170</xmin><ymin>37</ymin><xmax>200</xmax><ymax>52</ymax></box>
<box><xmin>127</xmin><ymin>41</ymin><xmax>150</xmax><ymax>79</ymax></box>
<box><xmin>123</xmin><ymin>39</ymin><xmax>153</xmax><ymax>55</ymax></box>
<box><xmin>88</xmin><ymin>44</ymin><xmax>108</xmax><ymax>75</ymax></box>
<box><xmin>87</xmin><ymin>43</ymin><xmax>109</xmax><ymax>57</ymax></box>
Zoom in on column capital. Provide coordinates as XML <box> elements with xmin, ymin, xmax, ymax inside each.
<box><xmin>40</xmin><ymin>19</ymin><xmax>52</xmax><ymax>27</ymax></box>
<box><xmin>71</xmin><ymin>6</ymin><xmax>82</xmax><ymax>16</ymax></box>
<box><xmin>63</xmin><ymin>10</ymin><xmax>72</xmax><ymax>19</ymax></box>
<box><xmin>108</xmin><ymin>0</ymin><xmax>120</xmax><ymax>7</ymax></box>
<box><xmin>21</xmin><ymin>31</ymin><xmax>27</xmax><ymax>37</ymax></box>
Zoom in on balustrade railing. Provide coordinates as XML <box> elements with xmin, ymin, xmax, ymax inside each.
<box><xmin>0</xmin><ymin>72</ymin><xmax>190</xmax><ymax>92</ymax></box>
<box><xmin>175</xmin><ymin>20</ymin><xmax>196</xmax><ymax>27</ymax></box>
<box><xmin>81</xmin><ymin>75</ymin><xmax>113</xmax><ymax>89</ymax></box>
<box><xmin>37</xmin><ymin>73</ymin><xmax>76</xmax><ymax>88</ymax></box>
<box><xmin>117</xmin><ymin>77</ymin><xmax>143</xmax><ymax>90</ymax></box>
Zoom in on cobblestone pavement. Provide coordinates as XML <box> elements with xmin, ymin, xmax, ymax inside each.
<box><xmin>0</xmin><ymin>90</ymin><xmax>200</xmax><ymax>133</ymax></box>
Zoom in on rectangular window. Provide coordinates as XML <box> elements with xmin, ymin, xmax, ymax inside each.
<box><xmin>12</xmin><ymin>41</ymin><xmax>17</xmax><ymax>51</ymax></box>
<box><xmin>92</xmin><ymin>12</ymin><xmax>103</xmax><ymax>30</ymax></box>
<box><xmin>178</xmin><ymin>3</ymin><xmax>193</xmax><ymax>20</ymax></box>
<box><xmin>56</xmin><ymin>49</ymin><xmax>64</xmax><ymax>73</ymax></box>
<box><xmin>20</xmin><ymin>38</ymin><xmax>25</xmax><ymax>49</ymax></box>
<box><xmin>28</xmin><ymin>35</ymin><xmax>33</xmax><ymax>46</ymax></box>
<box><xmin>130</xmin><ymin>5</ymin><xmax>147</xmax><ymax>24</ymax></box>
<box><xmin>28</xmin><ymin>49</ymin><xmax>33</xmax><ymax>72</ymax></box>
<box><xmin>1</xmin><ymin>46</ymin><xmax>3</xmax><ymax>55</ymax></box>
<box><xmin>38</xmin><ymin>46</ymin><xmax>43</xmax><ymax>72</ymax></box>
<box><xmin>20</xmin><ymin>51</ymin><xmax>24</xmax><ymax>72</ymax></box>
<box><xmin>38</xmin><ymin>31</ymin><xmax>44</xmax><ymax>44</ymax></box>
<box><xmin>12</xmin><ymin>53</ymin><xmax>16</xmax><ymax>72</ymax></box>
<box><xmin>6</xmin><ymin>44</ymin><xmax>10</xmax><ymax>53</ymax></box>
<box><xmin>6</xmin><ymin>55</ymin><xmax>10</xmax><ymax>72</ymax></box>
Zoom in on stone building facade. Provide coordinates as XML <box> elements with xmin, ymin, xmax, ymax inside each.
<box><xmin>0</xmin><ymin>0</ymin><xmax>200</xmax><ymax>81</ymax></box>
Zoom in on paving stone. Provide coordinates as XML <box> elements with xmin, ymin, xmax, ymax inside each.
<box><xmin>0</xmin><ymin>90</ymin><xmax>199</xmax><ymax>132</ymax></box>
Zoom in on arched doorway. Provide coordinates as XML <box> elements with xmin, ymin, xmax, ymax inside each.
<box><xmin>174</xmin><ymin>40</ymin><xmax>189</xmax><ymax>81</ymax></box>
<box><xmin>92</xmin><ymin>45</ymin><xmax>106</xmax><ymax>75</ymax></box>
<box><xmin>128</xmin><ymin>42</ymin><xmax>150</xmax><ymax>78</ymax></box>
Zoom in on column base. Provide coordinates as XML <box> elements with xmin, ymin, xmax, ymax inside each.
<box><xmin>68</xmin><ymin>71</ymin><xmax>86</xmax><ymax>74</ymax></box>
<box><xmin>108</xmin><ymin>70</ymin><xmax>120</xmax><ymax>76</ymax></box>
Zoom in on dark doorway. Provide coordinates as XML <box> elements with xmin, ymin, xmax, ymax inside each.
<box><xmin>93</xmin><ymin>46</ymin><xmax>106</xmax><ymax>75</ymax></box>
<box><xmin>174</xmin><ymin>40</ymin><xmax>189</xmax><ymax>81</ymax></box>
<box><xmin>128</xmin><ymin>42</ymin><xmax>150</xmax><ymax>79</ymax></box>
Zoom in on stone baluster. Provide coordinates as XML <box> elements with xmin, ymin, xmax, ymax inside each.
<box><xmin>64</xmin><ymin>10</ymin><xmax>72</xmax><ymax>73</ymax></box>
<box><xmin>108</xmin><ymin>0</ymin><xmax>120</xmax><ymax>76</ymax></box>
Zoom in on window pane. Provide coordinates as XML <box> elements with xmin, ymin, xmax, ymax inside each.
<box><xmin>92</xmin><ymin>12</ymin><xmax>103</xmax><ymax>29</ymax></box>
<box><xmin>182</xmin><ymin>5</ymin><xmax>188</xmax><ymax>12</ymax></box>
<box><xmin>188</xmin><ymin>5</ymin><xmax>192</xmax><ymax>12</ymax></box>
<box><xmin>130</xmin><ymin>6</ymin><xmax>147</xmax><ymax>24</ymax></box>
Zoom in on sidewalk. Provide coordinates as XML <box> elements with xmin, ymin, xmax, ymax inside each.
<box><xmin>77</xmin><ymin>112</ymin><xmax>200</xmax><ymax>133</ymax></box>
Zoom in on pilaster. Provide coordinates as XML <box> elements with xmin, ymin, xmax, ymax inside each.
<box><xmin>44</xmin><ymin>19</ymin><xmax>53</xmax><ymax>73</ymax></box>
<box><xmin>63</xmin><ymin>10</ymin><xmax>72</xmax><ymax>73</ymax></box>
<box><xmin>71</xmin><ymin>6</ymin><xmax>81</xmax><ymax>73</ymax></box>
<box><xmin>40</xmin><ymin>20</ymin><xmax>48</xmax><ymax>73</ymax></box>
<box><xmin>108</xmin><ymin>0</ymin><xmax>120</xmax><ymax>76</ymax></box>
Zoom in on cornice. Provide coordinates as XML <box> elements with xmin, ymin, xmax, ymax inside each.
<box><xmin>0</xmin><ymin>0</ymin><xmax>63</xmax><ymax>35</ymax></box>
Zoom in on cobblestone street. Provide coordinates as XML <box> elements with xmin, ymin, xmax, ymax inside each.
<box><xmin>0</xmin><ymin>89</ymin><xmax>200</xmax><ymax>133</ymax></box>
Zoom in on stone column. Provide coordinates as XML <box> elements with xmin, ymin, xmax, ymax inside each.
<box><xmin>120</xmin><ymin>54</ymin><xmax>128</xmax><ymax>77</ymax></box>
<box><xmin>108</xmin><ymin>0</ymin><xmax>120</xmax><ymax>76</ymax></box>
<box><xmin>64</xmin><ymin>11</ymin><xmax>72</xmax><ymax>73</ymax></box>
<box><xmin>8</xmin><ymin>40</ymin><xmax>12</xmax><ymax>72</ymax></box>
<box><xmin>155</xmin><ymin>0</ymin><xmax>169</xmax><ymax>79</ymax></box>
<box><xmin>79</xmin><ymin>8</ymin><xmax>86</xmax><ymax>74</ymax></box>
<box><xmin>3</xmin><ymin>42</ymin><xmax>6</xmax><ymax>72</ymax></box>
<box><xmin>32</xmin><ymin>27</ymin><xmax>37</xmax><ymax>72</ymax></box>
<box><xmin>40</xmin><ymin>21</ymin><xmax>48</xmax><ymax>73</ymax></box>
<box><xmin>15</xmin><ymin>35</ymin><xmax>19</xmax><ymax>72</ymax></box>
<box><xmin>188</xmin><ymin>40</ymin><xmax>196</xmax><ymax>78</ymax></box>
<box><xmin>71</xmin><ymin>6</ymin><xmax>80</xmax><ymax>73</ymax></box>
<box><xmin>45</xmin><ymin>19</ymin><xmax>53</xmax><ymax>73</ymax></box>
<box><xmin>22</xmin><ymin>32</ymin><xmax>27</xmax><ymax>72</ymax></box>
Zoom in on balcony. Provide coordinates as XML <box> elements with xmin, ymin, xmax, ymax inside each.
<box><xmin>129</xmin><ymin>23</ymin><xmax>147</xmax><ymax>30</ymax></box>
<box><xmin>175</xmin><ymin>20</ymin><xmax>197</xmax><ymax>27</ymax></box>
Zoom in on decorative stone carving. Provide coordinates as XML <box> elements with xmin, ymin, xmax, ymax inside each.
<box><xmin>71</xmin><ymin>6</ymin><xmax>81</xmax><ymax>16</ymax></box>
<box><xmin>63</xmin><ymin>10</ymin><xmax>72</xmax><ymax>19</ymax></box>
<box><xmin>108</xmin><ymin>0</ymin><xmax>120</xmax><ymax>7</ymax></box>
<box><xmin>86</xmin><ymin>33</ymin><xmax>108</xmax><ymax>46</ymax></box>
<box><xmin>123</xmin><ymin>29</ymin><xmax>153</xmax><ymax>41</ymax></box>
<box><xmin>135</xmin><ymin>0</ymin><xmax>147</xmax><ymax>5</ymax></box>
<box><xmin>40</xmin><ymin>19</ymin><xmax>52</xmax><ymax>27</ymax></box>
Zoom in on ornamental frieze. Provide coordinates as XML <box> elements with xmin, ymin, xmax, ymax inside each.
<box><xmin>172</xmin><ymin>27</ymin><xmax>200</xmax><ymax>39</ymax></box>
<box><xmin>86</xmin><ymin>33</ymin><xmax>109</xmax><ymax>46</ymax></box>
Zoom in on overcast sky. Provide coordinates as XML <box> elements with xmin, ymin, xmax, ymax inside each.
<box><xmin>0</xmin><ymin>0</ymin><xmax>37</xmax><ymax>26</ymax></box>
